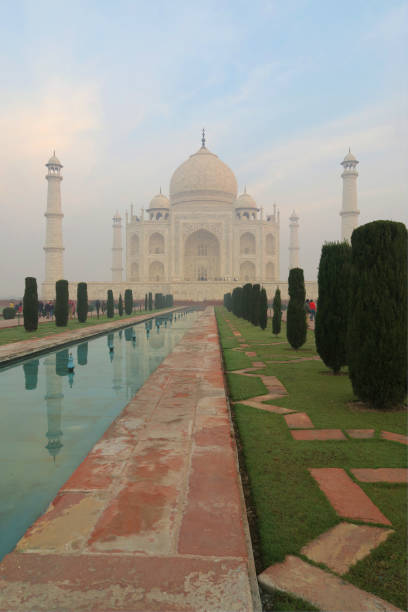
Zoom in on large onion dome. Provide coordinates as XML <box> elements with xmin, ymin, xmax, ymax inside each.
<box><xmin>169</xmin><ymin>141</ymin><xmax>238</xmax><ymax>205</ymax></box>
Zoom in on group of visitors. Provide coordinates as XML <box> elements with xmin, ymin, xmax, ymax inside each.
<box><xmin>305</xmin><ymin>298</ymin><xmax>316</xmax><ymax>321</ymax></box>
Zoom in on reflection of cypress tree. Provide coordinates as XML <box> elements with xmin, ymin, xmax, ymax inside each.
<box><xmin>23</xmin><ymin>359</ymin><xmax>39</xmax><ymax>390</ymax></box>
<box><xmin>125</xmin><ymin>327</ymin><xmax>133</xmax><ymax>341</ymax></box>
<box><xmin>107</xmin><ymin>333</ymin><xmax>114</xmax><ymax>347</ymax></box>
<box><xmin>77</xmin><ymin>342</ymin><xmax>88</xmax><ymax>366</ymax></box>
<box><xmin>55</xmin><ymin>349</ymin><xmax>69</xmax><ymax>377</ymax></box>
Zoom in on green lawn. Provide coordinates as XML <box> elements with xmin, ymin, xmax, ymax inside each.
<box><xmin>216</xmin><ymin>306</ymin><xmax>407</xmax><ymax>611</ymax></box>
<box><xmin>0</xmin><ymin>310</ymin><xmax>162</xmax><ymax>346</ymax></box>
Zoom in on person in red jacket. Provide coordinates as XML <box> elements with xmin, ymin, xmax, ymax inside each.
<box><xmin>309</xmin><ymin>299</ymin><xmax>316</xmax><ymax>321</ymax></box>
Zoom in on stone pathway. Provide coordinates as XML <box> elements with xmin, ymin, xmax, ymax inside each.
<box><xmin>223</xmin><ymin>315</ymin><xmax>406</xmax><ymax>611</ymax></box>
<box><xmin>0</xmin><ymin>309</ymin><xmax>261</xmax><ymax>611</ymax></box>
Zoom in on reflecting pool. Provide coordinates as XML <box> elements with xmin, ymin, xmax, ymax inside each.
<box><xmin>0</xmin><ymin>310</ymin><xmax>197</xmax><ymax>561</ymax></box>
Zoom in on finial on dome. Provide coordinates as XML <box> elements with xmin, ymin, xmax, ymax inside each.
<box><xmin>201</xmin><ymin>128</ymin><xmax>206</xmax><ymax>148</ymax></box>
<box><xmin>159</xmin><ymin>186</ymin><xmax>162</xmax><ymax>194</ymax></box>
<box><xmin>244</xmin><ymin>185</ymin><xmax>247</xmax><ymax>194</ymax></box>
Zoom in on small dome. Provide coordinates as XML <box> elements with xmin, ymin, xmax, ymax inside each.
<box><xmin>343</xmin><ymin>149</ymin><xmax>357</xmax><ymax>163</ymax></box>
<box><xmin>149</xmin><ymin>192</ymin><xmax>169</xmax><ymax>209</ymax></box>
<box><xmin>46</xmin><ymin>152</ymin><xmax>62</xmax><ymax>167</ymax></box>
<box><xmin>235</xmin><ymin>189</ymin><xmax>257</xmax><ymax>209</ymax></box>
<box><xmin>290</xmin><ymin>209</ymin><xmax>299</xmax><ymax>221</ymax></box>
<box><xmin>170</xmin><ymin>145</ymin><xmax>238</xmax><ymax>205</ymax></box>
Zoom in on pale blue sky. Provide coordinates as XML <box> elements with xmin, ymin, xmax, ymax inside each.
<box><xmin>1</xmin><ymin>0</ymin><xmax>407</xmax><ymax>295</ymax></box>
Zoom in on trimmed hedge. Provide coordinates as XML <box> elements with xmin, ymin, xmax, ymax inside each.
<box><xmin>287</xmin><ymin>268</ymin><xmax>307</xmax><ymax>350</ymax></box>
<box><xmin>55</xmin><ymin>280</ymin><xmax>69</xmax><ymax>327</ymax></box>
<box><xmin>347</xmin><ymin>221</ymin><xmax>407</xmax><ymax>409</ymax></box>
<box><xmin>23</xmin><ymin>277</ymin><xmax>38</xmax><ymax>331</ymax></box>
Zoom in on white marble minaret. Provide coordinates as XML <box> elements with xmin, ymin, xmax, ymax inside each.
<box><xmin>44</xmin><ymin>152</ymin><xmax>64</xmax><ymax>284</ymax></box>
<box><xmin>340</xmin><ymin>149</ymin><xmax>359</xmax><ymax>242</ymax></box>
<box><xmin>289</xmin><ymin>210</ymin><xmax>300</xmax><ymax>269</ymax></box>
<box><xmin>111</xmin><ymin>211</ymin><xmax>123</xmax><ymax>282</ymax></box>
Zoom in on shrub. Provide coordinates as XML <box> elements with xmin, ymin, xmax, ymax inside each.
<box><xmin>259</xmin><ymin>288</ymin><xmax>268</xmax><ymax>330</ymax></box>
<box><xmin>224</xmin><ymin>292</ymin><xmax>232</xmax><ymax>311</ymax></box>
<box><xmin>251</xmin><ymin>284</ymin><xmax>261</xmax><ymax>326</ymax></box>
<box><xmin>77</xmin><ymin>282</ymin><xmax>88</xmax><ymax>323</ymax></box>
<box><xmin>347</xmin><ymin>221</ymin><xmax>407</xmax><ymax>409</ymax></box>
<box><xmin>232</xmin><ymin>286</ymin><xmax>243</xmax><ymax>317</ymax></box>
<box><xmin>55</xmin><ymin>280</ymin><xmax>69</xmax><ymax>327</ymax></box>
<box><xmin>2</xmin><ymin>307</ymin><xmax>16</xmax><ymax>320</ymax></box>
<box><xmin>315</xmin><ymin>242</ymin><xmax>351</xmax><ymax>374</ymax></box>
<box><xmin>287</xmin><ymin>268</ymin><xmax>307</xmax><ymax>349</ymax></box>
<box><xmin>118</xmin><ymin>293</ymin><xmax>123</xmax><ymax>316</ymax></box>
<box><xmin>107</xmin><ymin>290</ymin><xmax>114</xmax><ymax>318</ymax></box>
<box><xmin>23</xmin><ymin>277</ymin><xmax>39</xmax><ymax>331</ymax></box>
<box><xmin>242</xmin><ymin>283</ymin><xmax>252</xmax><ymax>321</ymax></box>
<box><xmin>124</xmin><ymin>289</ymin><xmax>133</xmax><ymax>315</ymax></box>
<box><xmin>272</xmin><ymin>288</ymin><xmax>282</xmax><ymax>335</ymax></box>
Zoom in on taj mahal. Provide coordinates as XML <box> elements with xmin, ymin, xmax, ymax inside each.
<box><xmin>41</xmin><ymin>132</ymin><xmax>360</xmax><ymax>301</ymax></box>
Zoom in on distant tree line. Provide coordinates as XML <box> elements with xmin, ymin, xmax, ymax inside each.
<box><xmin>223</xmin><ymin>283</ymin><xmax>268</xmax><ymax>330</ymax></box>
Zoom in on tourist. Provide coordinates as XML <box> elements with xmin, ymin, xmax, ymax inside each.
<box><xmin>309</xmin><ymin>299</ymin><xmax>316</xmax><ymax>321</ymax></box>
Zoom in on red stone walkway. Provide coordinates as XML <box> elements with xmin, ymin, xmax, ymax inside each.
<box><xmin>0</xmin><ymin>308</ymin><xmax>261</xmax><ymax>611</ymax></box>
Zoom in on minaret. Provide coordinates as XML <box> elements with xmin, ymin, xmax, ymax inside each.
<box><xmin>44</xmin><ymin>152</ymin><xmax>64</xmax><ymax>284</ymax></box>
<box><xmin>340</xmin><ymin>149</ymin><xmax>359</xmax><ymax>242</ymax></box>
<box><xmin>289</xmin><ymin>210</ymin><xmax>300</xmax><ymax>269</ymax></box>
<box><xmin>111</xmin><ymin>211</ymin><xmax>123</xmax><ymax>282</ymax></box>
<box><xmin>44</xmin><ymin>356</ymin><xmax>64</xmax><ymax>462</ymax></box>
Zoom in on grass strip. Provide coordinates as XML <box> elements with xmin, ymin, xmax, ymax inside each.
<box><xmin>216</xmin><ymin>306</ymin><xmax>407</xmax><ymax>611</ymax></box>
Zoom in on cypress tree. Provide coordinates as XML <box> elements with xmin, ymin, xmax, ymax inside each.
<box><xmin>148</xmin><ymin>292</ymin><xmax>153</xmax><ymax>310</ymax></box>
<box><xmin>144</xmin><ymin>294</ymin><xmax>148</xmax><ymax>311</ymax></box>
<box><xmin>23</xmin><ymin>277</ymin><xmax>39</xmax><ymax>331</ymax></box>
<box><xmin>235</xmin><ymin>287</ymin><xmax>243</xmax><ymax>318</ymax></box>
<box><xmin>251</xmin><ymin>284</ymin><xmax>261</xmax><ymax>326</ymax></box>
<box><xmin>259</xmin><ymin>288</ymin><xmax>268</xmax><ymax>330</ymax></box>
<box><xmin>287</xmin><ymin>268</ymin><xmax>307</xmax><ymax>349</ymax></box>
<box><xmin>242</xmin><ymin>283</ymin><xmax>252</xmax><ymax>321</ymax></box>
<box><xmin>55</xmin><ymin>280</ymin><xmax>69</xmax><ymax>327</ymax></box>
<box><xmin>118</xmin><ymin>293</ymin><xmax>123</xmax><ymax>316</ymax></box>
<box><xmin>272</xmin><ymin>288</ymin><xmax>282</xmax><ymax>335</ymax></box>
<box><xmin>77</xmin><ymin>282</ymin><xmax>88</xmax><ymax>323</ymax></box>
<box><xmin>107</xmin><ymin>290</ymin><xmax>114</xmax><ymax>318</ymax></box>
<box><xmin>315</xmin><ymin>242</ymin><xmax>351</xmax><ymax>374</ymax></box>
<box><xmin>347</xmin><ymin>221</ymin><xmax>407</xmax><ymax>409</ymax></box>
<box><xmin>77</xmin><ymin>342</ymin><xmax>88</xmax><ymax>366</ymax></box>
<box><xmin>124</xmin><ymin>289</ymin><xmax>133</xmax><ymax>315</ymax></box>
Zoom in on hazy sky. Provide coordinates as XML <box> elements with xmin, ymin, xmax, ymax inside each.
<box><xmin>1</xmin><ymin>0</ymin><xmax>407</xmax><ymax>297</ymax></box>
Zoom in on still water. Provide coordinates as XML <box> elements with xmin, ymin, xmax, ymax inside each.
<box><xmin>0</xmin><ymin>310</ymin><xmax>197</xmax><ymax>561</ymax></box>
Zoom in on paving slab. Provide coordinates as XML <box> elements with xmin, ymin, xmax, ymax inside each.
<box><xmin>258</xmin><ymin>555</ymin><xmax>403</xmax><ymax>612</ymax></box>
<box><xmin>233</xmin><ymin>331</ymin><xmax>242</xmax><ymax>337</ymax></box>
<box><xmin>0</xmin><ymin>553</ymin><xmax>252</xmax><ymax>611</ymax></box>
<box><xmin>301</xmin><ymin>522</ymin><xmax>393</xmax><ymax>574</ymax></box>
<box><xmin>351</xmin><ymin>468</ymin><xmax>408</xmax><ymax>483</ymax></box>
<box><xmin>381</xmin><ymin>431</ymin><xmax>408</xmax><ymax>445</ymax></box>
<box><xmin>291</xmin><ymin>429</ymin><xmax>346</xmax><ymax>440</ymax></box>
<box><xmin>284</xmin><ymin>412</ymin><xmax>314</xmax><ymax>429</ymax></box>
<box><xmin>0</xmin><ymin>308</ymin><xmax>260</xmax><ymax>612</ymax></box>
<box><xmin>245</xmin><ymin>351</ymin><xmax>257</xmax><ymax>357</ymax></box>
<box><xmin>346</xmin><ymin>429</ymin><xmax>375</xmax><ymax>439</ymax></box>
<box><xmin>236</xmin><ymin>400</ymin><xmax>295</xmax><ymax>414</ymax></box>
<box><xmin>309</xmin><ymin>468</ymin><xmax>391</xmax><ymax>525</ymax></box>
<box><xmin>252</xmin><ymin>361</ymin><xmax>266</xmax><ymax>368</ymax></box>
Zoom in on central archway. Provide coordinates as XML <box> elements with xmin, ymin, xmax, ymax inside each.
<box><xmin>184</xmin><ymin>229</ymin><xmax>220</xmax><ymax>281</ymax></box>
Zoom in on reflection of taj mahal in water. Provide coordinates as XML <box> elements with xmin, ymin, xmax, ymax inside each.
<box><xmin>22</xmin><ymin>314</ymin><xmax>180</xmax><ymax>461</ymax></box>
<box><xmin>42</xmin><ymin>132</ymin><xmax>360</xmax><ymax>300</ymax></box>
